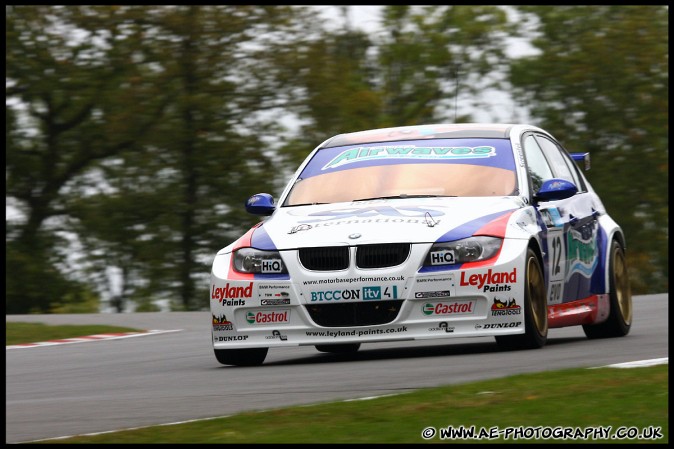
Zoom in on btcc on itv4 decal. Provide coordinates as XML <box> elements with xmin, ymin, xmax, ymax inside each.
<box><xmin>210</xmin><ymin>123</ymin><xmax>632</xmax><ymax>366</ymax></box>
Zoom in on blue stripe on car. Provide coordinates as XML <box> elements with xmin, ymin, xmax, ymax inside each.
<box><xmin>251</xmin><ymin>225</ymin><xmax>290</xmax><ymax>280</ymax></box>
<box><xmin>417</xmin><ymin>210</ymin><xmax>516</xmax><ymax>273</ymax></box>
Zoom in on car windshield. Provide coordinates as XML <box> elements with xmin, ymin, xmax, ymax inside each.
<box><xmin>283</xmin><ymin>138</ymin><xmax>517</xmax><ymax>206</ymax></box>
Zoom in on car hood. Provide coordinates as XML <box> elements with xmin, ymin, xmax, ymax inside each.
<box><xmin>246</xmin><ymin>197</ymin><xmax>525</xmax><ymax>251</ymax></box>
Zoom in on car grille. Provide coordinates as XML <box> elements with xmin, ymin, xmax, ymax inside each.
<box><xmin>356</xmin><ymin>243</ymin><xmax>410</xmax><ymax>268</ymax></box>
<box><xmin>305</xmin><ymin>301</ymin><xmax>404</xmax><ymax>327</ymax></box>
<box><xmin>299</xmin><ymin>247</ymin><xmax>349</xmax><ymax>271</ymax></box>
<box><xmin>298</xmin><ymin>244</ymin><xmax>410</xmax><ymax>271</ymax></box>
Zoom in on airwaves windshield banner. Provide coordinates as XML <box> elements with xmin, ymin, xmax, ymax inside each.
<box><xmin>299</xmin><ymin>138</ymin><xmax>515</xmax><ymax>178</ymax></box>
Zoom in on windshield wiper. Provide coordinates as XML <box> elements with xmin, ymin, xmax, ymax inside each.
<box><xmin>284</xmin><ymin>202</ymin><xmax>329</xmax><ymax>207</ymax></box>
<box><xmin>352</xmin><ymin>194</ymin><xmax>457</xmax><ymax>202</ymax></box>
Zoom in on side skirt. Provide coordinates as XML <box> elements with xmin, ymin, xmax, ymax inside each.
<box><xmin>548</xmin><ymin>294</ymin><xmax>610</xmax><ymax>328</ymax></box>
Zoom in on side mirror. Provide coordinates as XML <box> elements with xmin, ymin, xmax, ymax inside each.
<box><xmin>535</xmin><ymin>178</ymin><xmax>578</xmax><ymax>202</ymax></box>
<box><xmin>245</xmin><ymin>193</ymin><xmax>276</xmax><ymax>216</ymax></box>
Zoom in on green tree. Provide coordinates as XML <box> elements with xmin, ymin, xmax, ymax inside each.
<box><xmin>110</xmin><ymin>6</ymin><xmax>317</xmax><ymax>310</ymax></box>
<box><xmin>6</xmin><ymin>6</ymin><xmax>168</xmax><ymax>313</ymax></box>
<box><xmin>378</xmin><ymin>5</ymin><xmax>511</xmax><ymax>125</ymax></box>
<box><xmin>509</xmin><ymin>5</ymin><xmax>668</xmax><ymax>294</ymax></box>
<box><xmin>7</xmin><ymin>6</ymin><xmax>318</xmax><ymax>312</ymax></box>
<box><xmin>280</xmin><ymin>5</ymin><xmax>512</xmax><ymax>167</ymax></box>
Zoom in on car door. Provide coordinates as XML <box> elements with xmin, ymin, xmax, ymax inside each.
<box><xmin>533</xmin><ymin>134</ymin><xmax>600</xmax><ymax>304</ymax></box>
<box><xmin>522</xmin><ymin>133</ymin><xmax>598</xmax><ymax>306</ymax></box>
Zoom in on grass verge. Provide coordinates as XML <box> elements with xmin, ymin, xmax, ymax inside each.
<box><xmin>6</xmin><ymin>322</ymin><xmax>143</xmax><ymax>345</ymax></box>
<box><xmin>34</xmin><ymin>364</ymin><xmax>667</xmax><ymax>444</ymax></box>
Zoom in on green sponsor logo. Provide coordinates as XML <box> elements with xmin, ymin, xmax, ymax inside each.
<box><xmin>323</xmin><ymin>146</ymin><xmax>496</xmax><ymax>169</ymax></box>
<box><xmin>422</xmin><ymin>303</ymin><xmax>435</xmax><ymax>315</ymax></box>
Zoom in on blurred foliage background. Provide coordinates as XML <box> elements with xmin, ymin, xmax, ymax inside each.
<box><xmin>6</xmin><ymin>5</ymin><xmax>668</xmax><ymax>313</ymax></box>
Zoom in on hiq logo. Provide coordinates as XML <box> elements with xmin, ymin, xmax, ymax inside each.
<box><xmin>430</xmin><ymin>249</ymin><xmax>455</xmax><ymax>265</ymax></box>
<box><xmin>363</xmin><ymin>286</ymin><xmax>381</xmax><ymax>300</ymax></box>
<box><xmin>261</xmin><ymin>259</ymin><xmax>284</xmax><ymax>273</ymax></box>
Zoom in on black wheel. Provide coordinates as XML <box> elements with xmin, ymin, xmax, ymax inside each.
<box><xmin>214</xmin><ymin>348</ymin><xmax>268</xmax><ymax>366</ymax></box>
<box><xmin>496</xmin><ymin>247</ymin><xmax>548</xmax><ymax>350</ymax></box>
<box><xmin>583</xmin><ymin>239</ymin><xmax>632</xmax><ymax>339</ymax></box>
<box><xmin>315</xmin><ymin>343</ymin><xmax>361</xmax><ymax>353</ymax></box>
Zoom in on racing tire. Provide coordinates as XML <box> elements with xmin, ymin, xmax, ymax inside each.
<box><xmin>214</xmin><ymin>348</ymin><xmax>268</xmax><ymax>366</ymax></box>
<box><xmin>582</xmin><ymin>239</ymin><xmax>632</xmax><ymax>339</ymax></box>
<box><xmin>315</xmin><ymin>343</ymin><xmax>361</xmax><ymax>353</ymax></box>
<box><xmin>495</xmin><ymin>247</ymin><xmax>548</xmax><ymax>350</ymax></box>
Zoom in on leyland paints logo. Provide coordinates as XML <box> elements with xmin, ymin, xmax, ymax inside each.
<box><xmin>459</xmin><ymin>268</ymin><xmax>517</xmax><ymax>293</ymax></box>
<box><xmin>323</xmin><ymin>145</ymin><xmax>496</xmax><ymax>169</ymax></box>
<box><xmin>211</xmin><ymin>282</ymin><xmax>253</xmax><ymax>306</ymax></box>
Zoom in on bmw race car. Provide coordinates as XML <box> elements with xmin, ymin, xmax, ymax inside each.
<box><xmin>210</xmin><ymin>123</ymin><xmax>632</xmax><ymax>366</ymax></box>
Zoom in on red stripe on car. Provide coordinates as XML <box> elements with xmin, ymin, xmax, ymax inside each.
<box><xmin>462</xmin><ymin>210</ymin><xmax>514</xmax><ymax>270</ymax></box>
<box><xmin>226</xmin><ymin>223</ymin><xmax>261</xmax><ymax>280</ymax></box>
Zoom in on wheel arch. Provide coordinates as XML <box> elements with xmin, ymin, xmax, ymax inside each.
<box><xmin>494</xmin><ymin>237</ymin><xmax>548</xmax><ymax>349</ymax></box>
<box><xmin>611</xmin><ymin>229</ymin><xmax>627</xmax><ymax>252</ymax></box>
<box><xmin>527</xmin><ymin>237</ymin><xmax>546</xmax><ymax>282</ymax></box>
<box><xmin>526</xmin><ymin>236</ymin><xmax>550</xmax><ymax>309</ymax></box>
<box><xmin>601</xmin><ymin>228</ymin><xmax>628</xmax><ymax>295</ymax></box>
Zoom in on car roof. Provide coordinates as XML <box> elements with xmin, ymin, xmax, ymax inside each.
<box><xmin>320</xmin><ymin>123</ymin><xmax>522</xmax><ymax>149</ymax></box>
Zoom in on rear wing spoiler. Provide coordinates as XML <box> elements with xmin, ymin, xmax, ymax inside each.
<box><xmin>571</xmin><ymin>152</ymin><xmax>590</xmax><ymax>171</ymax></box>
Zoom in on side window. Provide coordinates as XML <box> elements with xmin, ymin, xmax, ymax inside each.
<box><xmin>567</xmin><ymin>156</ymin><xmax>588</xmax><ymax>192</ymax></box>
<box><xmin>535</xmin><ymin>136</ymin><xmax>579</xmax><ymax>188</ymax></box>
<box><xmin>523</xmin><ymin>135</ymin><xmax>553</xmax><ymax>193</ymax></box>
<box><xmin>561</xmin><ymin>150</ymin><xmax>588</xmax><ymax>192</ymax></box>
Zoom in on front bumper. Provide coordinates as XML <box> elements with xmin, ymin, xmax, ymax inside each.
<box><xmin>210</xmin><ymin>242</ymin><xmax>528</xmax><ymax>350</ymax></box>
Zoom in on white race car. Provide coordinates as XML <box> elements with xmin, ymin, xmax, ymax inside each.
<box><xmin>210</xmin><ymin>123</ymin><xmax>632</xmax><ymax>366</ymax></box>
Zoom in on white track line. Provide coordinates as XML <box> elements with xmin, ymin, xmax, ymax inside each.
<box><xmin>20</xmin><ymin>415</ymin><xmax>233</xmax><ymax>443</ymax></box>
<box><xmin>589</xmin><ymin>357</ymin><xmax>668</xmax><ymax>369</ymax></box>
<box><xmin>15</xmin><ymin>356</ymin><xmax>668</xmax><ymax>443</ymax></box>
